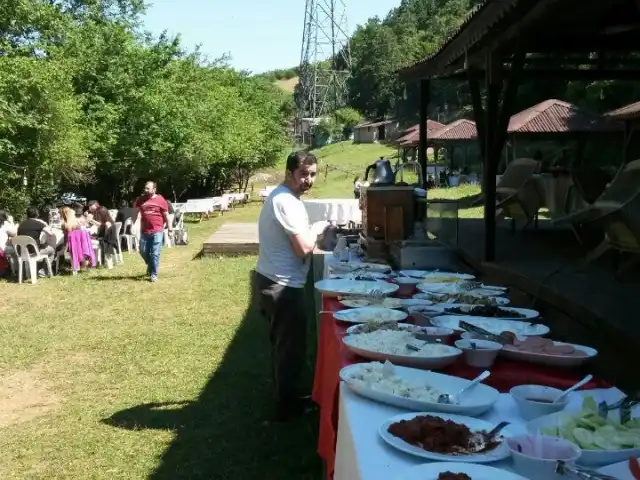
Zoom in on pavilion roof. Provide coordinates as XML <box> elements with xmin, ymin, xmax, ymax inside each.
<box><xmin>604</xmin><ymin>101</ymin><xmax>640</xmax><ymax>122</ymax></box>
<box><xmin>397</xmin><ymin>120</ymin><xmax>445</xmax><ymax>146</ymax></box>
<box><xmin>508</xmin><ymin>99</ymin><xmax>622</xmax><ymax>134</ymax></box>
<box><xmin>429</xmin><ymin>119</ymin><xmax>477</xmax><ymax>141</ymax></box>
<box><xmin>398</xmin><ymin>0</ymin><xmax>640</xmax><ymax>80</ymax></box>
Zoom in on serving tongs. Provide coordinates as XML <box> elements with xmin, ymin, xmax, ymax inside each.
<box><xmin>555</xmin><ymin>460</ymin><xmax>618</xmax><ymax>479</ymax></box>
<box><xmin>597</xmin><ymin>392</ymin><xmax>640</xmax><ymax>423</ymax></box>
<box><xmin>459</xmin><ymin>320</ymin><xmax>514</xmax><ymax>345</ymax></box>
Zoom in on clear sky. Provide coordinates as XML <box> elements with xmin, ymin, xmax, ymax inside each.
<box><xmin>142</xmin><ymin>0</ymin><xmax>400</xmax><ymax>73</ymax></box>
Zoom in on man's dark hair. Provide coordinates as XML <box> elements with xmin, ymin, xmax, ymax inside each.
<box><xmin>87</xmin><ymin>200</ymin><xmax>99</xmax><ymax>208</ymax></box>
<box><xmin>26</xmin><ymin>206</ymin><xmax>39</xmax><ymax>219</ymax></box>
<box><xmin>119</xmin><ymin>200</ymin><xmax>128</xmax><ymax>208</ymax></box>
<box><xmin>285</xmin><ymin>151</ymin><xmax>317</xmax><ymax>173</ymax></box>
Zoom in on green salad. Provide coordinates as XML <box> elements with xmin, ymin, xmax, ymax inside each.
<box><xmin>541</xmin><ymin>396</ymin><xmax>640</xmax><ymax>450</ymax></box>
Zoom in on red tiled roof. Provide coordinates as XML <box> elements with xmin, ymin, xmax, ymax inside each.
<box><xmin>397</xmin><ymin>120</ymin><xmax>445</xmax><ymax>146</ymax></box>
<box><xmin>508</xmin><ymin>99</ymin><xmax>622</xmax><ymax>134</ymax></box>
<box><xmin>604</xmin><ymin>101</ymin><xmax>640</xmax><ymax>121</ymax></box>
<box><xmin>430</xmin><ymin>119</ymin><xmax>477</xmax><ymax>141</ymax></box>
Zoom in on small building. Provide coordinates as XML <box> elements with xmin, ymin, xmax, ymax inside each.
<box><xmin>352</xmin><ymin>119</ymin><xmax>401</xmax><ymax>143</ymax></box>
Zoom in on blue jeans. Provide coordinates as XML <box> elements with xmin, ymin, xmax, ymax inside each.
<box><xmin>139</xmin><ymin>232</ymin><xmax>163</xmax><ymax>277</ymax></box>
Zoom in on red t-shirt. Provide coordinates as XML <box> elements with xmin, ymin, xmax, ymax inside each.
<box><xmin>134</xmin><ymin>194</ymin><xmax>168</xmax><ymax>234</ymax></box>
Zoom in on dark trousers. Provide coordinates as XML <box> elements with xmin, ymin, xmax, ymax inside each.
<box><xmin>254</xmin><ymin>271</ymin><xmax>307</xmax><ymax>409</ymax></box>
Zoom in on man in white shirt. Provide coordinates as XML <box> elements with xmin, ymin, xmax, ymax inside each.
<box><xmin>254</xmin><ymin>150</ymin><xmax>327</xmax><ymax>421</ymax></box>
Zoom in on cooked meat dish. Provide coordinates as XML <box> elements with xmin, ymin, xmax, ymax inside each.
<box><xmin>444</xmin><ymin>305</ymin><xmax>524</xmax><ymax>318</ymax></box>
<box><xmin>387</xmin><ymin>415</ymin><xmax>501</xmax><ymax>455</ymax></box>
<box><xmin>437</xmin><ymin>473</ymin><xmax>472</xmax><ymax>480</ymax></box>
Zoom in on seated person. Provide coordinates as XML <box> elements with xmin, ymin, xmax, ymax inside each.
<box><xmin>0</xmin><ymin>210</ymin><xmax>17</xmax><ymax>252</ymax></box>
<box><xmin>16</xmin><ymin>206</ymin><xmax>56</xmax><ymax>273</ymax></box>
<box><xmin>87</xmin><ymin>200</ymin><xmax>117</xmax><ymax>269</ymax></box>
<box><xmin>0</xmin><ymin>210</ymin><xmax>18</xmax><ymax>275</ymax></box>
<box><xmin>115</xmin><ymin>200</ymin><xmax>137</xmax><ymax>234</ymax></box>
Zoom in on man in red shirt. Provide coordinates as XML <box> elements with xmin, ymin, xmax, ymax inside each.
<box><xmin>134</xmin><ymin>181</ymin><xmax>172</xmax><ymax>282</ymax></box>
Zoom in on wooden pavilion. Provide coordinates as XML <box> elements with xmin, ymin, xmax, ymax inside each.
<box><xmin>604</xmin><ymin>101</ymin><xmax>640</xmax><ymax>161</ymax></box>
<box><xmin>505</xmin><ymin>99</ymin><xmax>624</xmax><ymax>165</ymax></box>
<box><xmin>399</xmin><ymin>0</ymin><xmax>640</xmax><ymax>261</ymax></box>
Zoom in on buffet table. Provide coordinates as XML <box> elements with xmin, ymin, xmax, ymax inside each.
<box><xmin>334</xmin><ymin>385</ymin><xmax>624</xmax><ymax>480</ymax></box>
<box><xmin>312</xmin><ymin>259</ymin><xmax>611</xmax><ymax>479</ymax></box>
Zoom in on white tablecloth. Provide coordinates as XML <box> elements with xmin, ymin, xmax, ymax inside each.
<box><xmin>303</xmin><ymin>199</ymin><xmax>361</xmax><ymax>225</ymax></box>
<box><xmin>334</xmin><ymin>384</ymin><xmax>624</xmax><ymax>480</ymax></box>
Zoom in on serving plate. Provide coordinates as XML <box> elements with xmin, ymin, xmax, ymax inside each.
<box><xmin>410</xmin><ymin>304</ymin><xmax>539</xmax><ymax>320</ymax></box>
<box><xmin>501</xmin><ymin>341</ymin><xmax>598</xmax><ymax>368</ymax></box>
<box><xmin>339</xmin><ymin>297</ymin><xmax>433</xmax><ymax>309</ymax></box>
<box><xmin>400</xmin><ymin>271</ymin><xmax>475</xmax><ymax>282</ymax></box>
<box><xmin>413</xmin><ymin>292</ymin><xmax>511</xmax><ymax>306</ymax></box>
<box><xmin>314</xmin><ymin>279</ymin><xmax>398</xmax><ymax>297</ymax></box>
<box><xmin>340</xmin><ymin>362</ymin><xmax>499</xmax><ymax>416</ymax></box>
<box><xmin>333</xmin><ymin>307</ymin><xmax>408</xmax><ymax>324</ymax></box>
<box><xmin>393</xmin><ymin>462</ymin><xmax>527</xmax><ymax>480</ymax></box>
<box><xmin>430</xmin><ymin>315</ymin><xmax>550</xmax><ymax>337</ymax></box>
<box><xmin>527</xmin><ymin>406</ymin><xmax>640</xmax><ymax>466</ymax></box>
<box><xmin>417</xmin><ymin>282</ymin><xmax>506</xmax><ymax>297</ymax></box>
<box><xmin>329</xmin><ymin>271</ymin><xmax>388</xmax><ymax>280</ymax></box>
<box><xmin>329</xmin><ymin>262</ymin><xmax>391</xmax><ymax>274</ymax></box>
<box><xmin>379</xmin><ymin>411</ymin><xmax>514</xmax><ymax>463</ymax></box>
<box><xmin>342</xmin><ymin>335</ymin><xmax>462</xmax><ymax>369</ymax></box>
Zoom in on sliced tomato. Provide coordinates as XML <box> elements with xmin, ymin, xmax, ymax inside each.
<box><xmin>629</xmin><ymin>456</ymin><xmax>640</xmax><ymax>480</ymax></box>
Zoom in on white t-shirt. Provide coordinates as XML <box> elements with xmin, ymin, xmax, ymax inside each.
<box><xmin>255</xmin><ymin>184</ymin><xmax>311</xmax><ymax>288</ymax></box>
<box><xmin>0</xmin><ymin>222</ymin><xmax>17</xmax><ymax>251</ymax></box>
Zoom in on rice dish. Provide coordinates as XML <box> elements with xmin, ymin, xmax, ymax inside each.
<box><xmin>344</xmin><ymin>362</ymin><xmax>443</xmax><ymax>402</ymax></box>
<box><xmin>347</xmin><ymin>330</ymin><xmax>457</xmax><ymax>357</ymax></box>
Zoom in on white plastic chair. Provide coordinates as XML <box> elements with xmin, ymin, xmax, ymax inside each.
<box><xmin>113</xmin><ymin>222</ymin><xmax>124</xmax><ymax>264</ymax></box>
<box><xmin>120</xmin><ymin>218</ymin><xmax>139</xmax><ymax>252</ymax></box>
<box><xmin>164</xmin><ymin>214</ymin><xmax>175</xmax><ymax>248</ymax></box>
<box><xmin>11</xmin><ymin>235</ymin><xmax>54</xmax><ymax>284</ymax></box>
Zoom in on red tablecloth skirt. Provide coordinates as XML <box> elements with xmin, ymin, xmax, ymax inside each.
<box><xmin>311</xmin><ymin>295</ymin><xmax>610</xmax><ymax>480</ymax></box>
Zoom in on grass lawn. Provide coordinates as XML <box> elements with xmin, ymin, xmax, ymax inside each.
<box><xmin>0</xmin><ymin>205</ymin><xmax>319</xmax><ymax>479</ymax></box>
<box><xmin>0</xmin><ymin>141</ymin><xmax>482</xmax><ymax>479</ymax></box>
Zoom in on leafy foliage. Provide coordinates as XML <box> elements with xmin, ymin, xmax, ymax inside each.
<box><xmin>0</xmin><ymin>0</ymin><xmax>289</xmax><ymax>215</ymax></box>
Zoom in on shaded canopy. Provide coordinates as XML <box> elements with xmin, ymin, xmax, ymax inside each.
<box><xmin>508</xmin><ymin>99</ymin><xmax>622</xmax><ymax>134</ymax></box>
<box><xmin>430</xmin><ymin>119</ymin><xmax>478</xmax><ymax>141</ymax></box>
<box><xmin>397</xmin><ymin>119</ymin><xmax>445</xmax><ymax>147</ymax></box>
<box><xmin>604</xmin><ymin>101</ymin><xmax>640</xmax><ymax>122</ymax></box>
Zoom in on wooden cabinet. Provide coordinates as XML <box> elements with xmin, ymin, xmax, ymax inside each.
<box><xmin>361</xmin><ymin>186</ymin><xmax>415</xmax><ymax>242</ymax></box>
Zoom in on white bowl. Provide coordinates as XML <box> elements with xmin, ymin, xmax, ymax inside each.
<box><xmin>455</xmin><ymin>339</ymin><xmax>503</xmax><ymax>368</ymax></box>
<box><xmin>507</xmin><ymin>434</ymin><xmax>581</xmax><ymax>480</ymax></box>
<box><xmin>510</xmin><ymin>385</ymin><xmax>569</xmax><ymax>420</ymax></box>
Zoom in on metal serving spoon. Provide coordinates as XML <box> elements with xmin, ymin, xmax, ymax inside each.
<box><xmin>437</xmin><ymin>370</ymin><xmax>491</xmax><ymax>405</ymax></box>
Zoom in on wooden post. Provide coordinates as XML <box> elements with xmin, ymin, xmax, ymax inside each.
<box><xmin>484</xmin><ymin>51</ymin><xmax>501</xmax><ymax>262</ymax></box>
<box><xmin>483</xmin><ymin>49</ymin><xmax>523</xmax><ymax>262</ymax></box>
<box><xmin>418</xmin><ymin>79</ymin><xmax>431</xmax><ymax>186</ymax></box>
<box><xmin>468</xmin><ymin>68</ymin><xmax>486</xmax><ymax>160</ymax></box>
<box><xmin>325</xmin><ymin>164</ymin><xmax>328</xmax><ymax>181</ymax></box>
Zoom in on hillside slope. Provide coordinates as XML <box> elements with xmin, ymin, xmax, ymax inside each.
<box><xmin>257</xmin><ymin>141</ymin><xmax>402</xmax><ymax>198</ymax></box>
<box><xmin>274</xmin><ymin>76</ymin><xmax>298</xmax><ymax>93</ymax></box>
